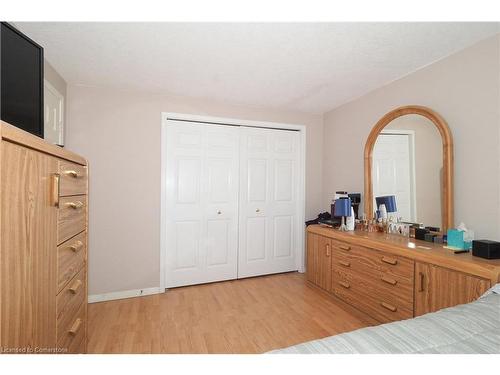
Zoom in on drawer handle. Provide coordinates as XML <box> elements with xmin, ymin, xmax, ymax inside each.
<box><xmin>326</xmin><ymin>244</ymin><xmax>331</xmax><ymax>257</ymax></box>
<box><xmin>66</xmin><ymin>201</ymin><xmax>84</xmax><ymax>209</ymax></box>
<box><xmin>339</xmin><ymin>281</ymin><xmax>350</xmax><ymax>289</ymax></box>
<box><xmin>380</xmin><ymin>302</ymin><xmax>397</xmax><ymax>312</ymax></box>
<box><xmin>419</xmin><ymin>272</ymin><xmax>425</xmax><ymax>292</ymax></box>
<box><xmin>69</xmin><ymin>279</ymin><xmax>83</xmax><ymax>294</ymax></box>
<box><xmin>70</xmin><ymin>240</ymin><xmax>84</xmax><ymax>252</ymax></box>
<box><xmin>52</xmin><ymin>174</ymin><xmax>60</xmax><ymax>207</ymax></box>
<box><xmin>381</xmin><ymin>276</ymin><xmax>397</xmax><ymax>286</ymax></box>
<box><xmin>69</xmin><ymin>318</ymin><xmax>83</xmax><ymax>335</ymax></box>
<box><xmin>339</xmin><ymin>260</ymin><xmax>351</xmax><ymax>267</ymax></box>
<box><xmin>64</xmin><ymin>170</ymin><xmax>79</xmax><ymax>178</ymax></box>
<box><xmin>339</xmin><ymin>245</ymin><xmax>351</xmax><ymax>251</ymax></box>
<box><xmin>381</xmin><ymin>256</ymin><xmax>398</xmax><ymax>265</ymax></box>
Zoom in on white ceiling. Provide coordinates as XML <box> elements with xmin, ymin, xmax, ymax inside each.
<box><xmin>16</xmin><ymin>22</ymin><xmax>500</xmax><ymax>114</ymax></box>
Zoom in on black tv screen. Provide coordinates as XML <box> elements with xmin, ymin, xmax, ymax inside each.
<box><xmin>1</xmin><ymin>22</ymin><xmax>44</xmax><ymax>138</ymax></box>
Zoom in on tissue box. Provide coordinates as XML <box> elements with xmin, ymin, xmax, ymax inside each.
<box><xmin>447</xmin><ymin>229</ymin><xmax>465</xmax><ymax>249</ymax></box>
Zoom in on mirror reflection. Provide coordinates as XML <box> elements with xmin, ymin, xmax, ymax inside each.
<box><xmin>371</xmin><ymin>114</ymin><xmax>442</xmax><ymax>228</ymax></box>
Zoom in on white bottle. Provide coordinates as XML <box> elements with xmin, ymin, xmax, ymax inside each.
<box><xmin>346</xmin><ymin>207</ymin><xmax>355</xmax><ymax>231</ymax></box>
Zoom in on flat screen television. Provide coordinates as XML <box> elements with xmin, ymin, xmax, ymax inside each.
<box><xmin>1</xmin><ymin>22</ymin><xmax>44</xmax><ymax>138</ymax></box>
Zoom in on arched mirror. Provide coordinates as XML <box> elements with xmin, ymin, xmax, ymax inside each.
<box><xmin>364</xmin><ymin>106</ymin><xmax>454</xmax><ymax>232</ymax></box>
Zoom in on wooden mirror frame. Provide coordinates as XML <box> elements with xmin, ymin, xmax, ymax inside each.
<box><xmin>364</xmin><ymin>105</ymin><xmax>454</xmax><ymax>232</ymax></box>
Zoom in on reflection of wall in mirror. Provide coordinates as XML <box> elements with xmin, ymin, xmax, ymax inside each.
<box><xmin>382</xmin><ymin>115</ymin><xmax>442</xmax><ymax>227</ymax></box>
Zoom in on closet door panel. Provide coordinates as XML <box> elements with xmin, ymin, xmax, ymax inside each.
<box><xmin>238</xmin><ymin>127</ymin><xmax>300</xmax><ymax>278</ymax></box>
<box><xmin>165</xmin><ymin>121</ymin><xmax>239</xmax><ymax>288</ymax></box>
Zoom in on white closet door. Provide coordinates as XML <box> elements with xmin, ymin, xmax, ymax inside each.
<box><xmin>372</xmin><ymin>133</ymin><xmax>415</xmax><ymax>221</ymax></box>
<box><xmin>238</xmin><ymin>127</ymin><xmax>300</xmax><ymax>278</ymax></box>
<box><xmin>165</xmin><ymin>121</ymin><xmax>239</xmax><ymax>288</ymax></box>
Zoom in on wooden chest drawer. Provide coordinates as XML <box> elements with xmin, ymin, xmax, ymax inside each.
<box><xmin>57</xmin><ymin>302</ymin><xmax>86</xmax><ymax>354</ymax></box>
<box><xmin>58</xmin><ymin>195</ymin><xmax>87</xmax><ymax>244</ymax></box>
<box><xmin>333</xmin><ymin>250</ymin><xmax>414</xmax><ymax>302</ymax></box>
<box><xmin>57</xmin><ymin>268</ymin><xmax>86</xmax><ymax>352</ymax></box>
<box><xmin>332</xmin><ymin>240</ymin><xmax>414</xmax><ymax>281</ymax></box>
<box><xmin>332</xmin><ymin>268</ymin><xmax>413</xmax><ymax>323</ymax></box>
<box><xmin>59</xmin><ymin>161</ymin><xmax>88</xmax><ymax>197</ymax></box>
<box><xmin>57</xmin><ymin>231</ymin><xmax>87</xmax><ymax>293</ymax></box>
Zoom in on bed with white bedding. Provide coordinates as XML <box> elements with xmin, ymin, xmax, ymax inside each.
<box><xmin>271</xmin><ymin>284</ymin><xmax>500</xmax><ymax>354</ymax></box>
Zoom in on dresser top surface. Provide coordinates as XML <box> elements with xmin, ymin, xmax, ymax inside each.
<box><xmin>308</xmin><ymin>224</ymin><xmax>500</xmax><ymax>281</ymax></box>
<box><xmin>1</xmin><ymin>120</ymin><xmax>87</xmax><ymax>166</ymax></box>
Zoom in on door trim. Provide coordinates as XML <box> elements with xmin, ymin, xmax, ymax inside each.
<box><xmin>160</xmin><ymin>112</ymin><xmax>307</xmax><ymax>291</ymax></box>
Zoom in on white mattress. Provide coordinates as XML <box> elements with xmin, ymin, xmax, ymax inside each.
<box><xmin>270</xmin><ymin>285</ymin><xmax>500</xmax><ymax>354</ymax></box>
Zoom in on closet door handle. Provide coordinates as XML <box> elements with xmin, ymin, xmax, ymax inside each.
<box><xmin>325</xmin><ymin>244</ymin><xmax>331</xmax><ymax>257</ymax></box>
<box><xmin>217</xmin><ymin>211</ymin><xmax>222</xmax><ymax>215</ymax></box>
<box><xmin>255</xmin><ymin>208</ymin><xmax>260</xmax><ymax>213</ymax></box>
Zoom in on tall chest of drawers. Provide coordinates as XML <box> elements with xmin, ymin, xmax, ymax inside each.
<box><xmin>307</xmin><ymin>225</ymin><xmax>500</xmax><ymax>324</ymax></box>
<box><xmin>0</xmin><ymin>121</ymin><xmax>88</xmax><ymax>354</ymax></box>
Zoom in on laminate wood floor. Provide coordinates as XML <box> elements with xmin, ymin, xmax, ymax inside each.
<box><xmin>87</xmin><ymin>272</ymin><xmax>375</xmax><ymax>353</ymax></box>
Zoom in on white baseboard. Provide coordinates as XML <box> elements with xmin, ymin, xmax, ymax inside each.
<box><xmin>88</xmin><ymin>286</ymin><xmax>164</xmax><ymax>303</ymax></box>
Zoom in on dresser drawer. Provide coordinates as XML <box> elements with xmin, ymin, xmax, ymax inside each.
<box><xmin>58</xmin><ymin>195</ymin><xmax>87</xmax><ymax>244</ymax></box>
<box><xmin>332</xmin><ymin>269</ymin><xmax>413</xmax><ymax>323</ymax></box>
<box><xmin>333</xmin><ymin>250</ymin><xmax>414</xmax><ymax>302</ymax></box>
<box><xmin>57</xmin><ymin>302</ymin><xmax>86</xmax><ymax>354</ymax></box>
<box><xmin>57</xmin><ymin>231</ymin><xmax>87</xmax><ymax>293</ymax></box>
<box><xmin>57</xmin><ymin>268</ymin><xmax>86</xmax><ymax>350</ymax></box>
<box><xmin>59</xmin><ymin>161</ymin><xmax>88</xmax><ymax>197</ymax></box>
<box><xmin>332</xmin><ymin>241</ymin><xmax>414</xmax><ymax>281</ymax></box>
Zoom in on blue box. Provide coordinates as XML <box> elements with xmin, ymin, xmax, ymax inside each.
<box><xmin>447</xmin><ymin>229</ymin><xmax>465</xmax><ymax>249</ymax></box>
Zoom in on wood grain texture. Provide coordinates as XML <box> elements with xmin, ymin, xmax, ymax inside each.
<box><xmin>1</xmin><ymin>120</ymin><xmax>87</xmax><ymax>166</ymax></box>
<box><xmin>414</xmin><ymin>262</ymin><xmax>491</xmax><ymax>316</ymax></box>
<box><xmin>309</xmin><ymin>225</ymin><xmax>500</xmax><ymax>282</ymax></box>
<box><xmin>57</xmin><ymin>232</ymin><xmax>87</xmax><ymax>292</ymax></box>
<box><xmin>57</xmin><ymin>268</ymin><xmax>86</xmax><ymax>344</ymax></box>
<box><xmin>57</xmin><ymin>231</ymin><xmax>87</xmax><ymax>293</ymax></box>
<box><xmin>332</xmin><ymin>269</ymin><xmax>414</xmax><ymax>323</ymax></box>
<box><xmin>1</xmin><ymin>123</ymin><xmax>88</xmax><ymax>354</ymax></box>
<box><xmin>0</xmin><ymin>141</ymin><xmax>58</xmax><ymax>350</ymax></box>
<box><xmin>363</xmin><ymin>105</ymin><xmax>454</xmax><ymax>232</ymax></box>
<box><xmin>87</xmin><ymin>273</ymin><xmax>375</xmax><ymax>353</ymax></box>
<box><xmin>57</xmin><ymin>195</ymin><xmax>87</xmax><ymax>245</ymax></box>
<box><xmin>306</xmin><ymin>232</ymin><xmax>332</xmax><ymax>292</ymax></box>
<box><xmin>58</xmin><ymin>161</ymin><xmax>88</xmax><ymax>197</ymax></box>
<box><xmin>58</xmin><ymin>301</ymin><xmax>86</xmax><ymax>353</ymax></box>
<box><xmin>332</xmin><ymin>249</ymin><xmax>414</xmax><ymax>304</ymax></box>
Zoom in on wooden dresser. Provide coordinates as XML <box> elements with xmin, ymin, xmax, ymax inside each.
<box><xmin>307</xmin><ymin>225</ymin><xmax>500</xmax><ymax>324</ymax></box>
<box><xmin>0</xmin><ymin>121</ymin><xmax>88</xmax><ymax>354</ymax></box>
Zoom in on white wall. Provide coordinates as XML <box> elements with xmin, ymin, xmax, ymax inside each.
<box><xmin>66</xmin><ymin>86</ymin><xmax>323</xmax><ymax>295</ymax></box>
<box><xmin>323</xmin><ymin>34</ymin><xmax>500</xmax><ymax>240</ymax></box>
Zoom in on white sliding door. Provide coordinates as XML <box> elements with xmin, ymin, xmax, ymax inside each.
<box><xmin>238</xmin><ymin>127</ymin><xmax>300</xmax><ymax>278</ymax></box>
<box><xmin>165</xmin><ymin>121</ymin><xmax>239</xmax><ymax>288</ymax></box>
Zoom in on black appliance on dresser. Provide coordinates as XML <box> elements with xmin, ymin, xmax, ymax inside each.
<box><xmin>1</xmin><ymin>22</ymin><xmax>44</xmax><ymax>138</ymax></box>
